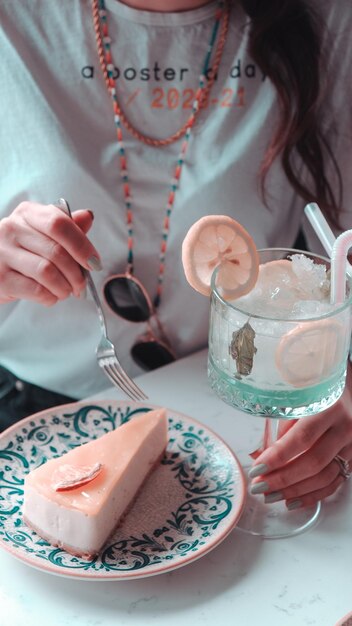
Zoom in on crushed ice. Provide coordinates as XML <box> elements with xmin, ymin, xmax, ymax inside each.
<box><xmin>289</xmin><ymin>254</ymin><xmax>330</xmax><ymax>298</ymax></box>
<box><xmin>232</xmin><ymin>253</ymin><xmax>332</xmax><ymax>319</ymax></box>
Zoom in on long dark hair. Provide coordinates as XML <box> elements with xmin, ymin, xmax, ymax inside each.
<box><xmin>239</xmin><ymin>0</ymin><xmax>342</xmax><ymax>227</ymax></box>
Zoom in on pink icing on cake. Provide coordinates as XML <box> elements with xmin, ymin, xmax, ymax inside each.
<box><xmin>23</xmin><ymin>408</ymin><xmax>168</xmax><ymax>558</ymax></box>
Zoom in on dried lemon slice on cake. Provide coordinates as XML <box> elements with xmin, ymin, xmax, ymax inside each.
<box><xmin>275</xmin><ymin>319</ymin><xmax>346</xmax><ymax>388</ymax></box>
<box><xmin>182</xmin><ymin>215</ymin><xmax>259</xmax><ymax>299</ymax></box>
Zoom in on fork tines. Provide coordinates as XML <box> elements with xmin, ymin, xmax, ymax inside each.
<box><xmin>99</xmin><ymin>358</ymin><xmax>148</xmax><ymax>402</ymax></box>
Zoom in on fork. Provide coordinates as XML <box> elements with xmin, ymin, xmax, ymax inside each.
<box><xmin>56</xmin><ymin>198</ymin><xmax>148</xmax><ymax>402</ymax></box>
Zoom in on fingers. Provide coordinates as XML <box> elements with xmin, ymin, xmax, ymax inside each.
<box><xmin>285</xmin><ymin>474</ymin><xmax>346</xmax><ymax>509</ymax></box>
<box><xmin>249</xmin><ymin>410</ymin><xmax>336</xmax><ymax>475</ymax></box>
<box><xmin>0</xmin><ymin>202</ymin><xmax>100</xmax><ymax>305</ymax></box>
<box><xmin>248</xmin><ymin>382</ymin><xmax>352</xmax><ymax>506</ymax></box>
<box><xmin>250</xmin><ymin>418</ymin><xmax>297</xmax><ymax>460</ymax></box>
<box><xmin>13</xmin><ymin>228</ymin><xmax>86</xmax><ymax>297</ymax></box>
<box><xmin>19</xmin><ymin>203</ymin><xmax>101</xmax><ymax>270</ymax></box>
<box><xmin>0</xmin><ymin>269</ymin><xmax>58</xmax><ymax>306</ymax></box>
<box><xmin>252</xmin><ymin>452</ymin><xmax>351</xmax><ymax>510</ymax></box>
<box><xmin>283</xmin><ymin>459</ymin><xmax>345</xmax><ymax>500</ymax></box>
<box><xmin>263</xmin><ymin>456</ymin><xmax>349</xmax><ymax>507</ymax></box>
<box><xmin>252</xmin><ymin>424</ymin><xmax>348</xmax><ymax>491</ymax></box>
<box><xmin>71</xmin><ymin>209</ymin><xmax>94</xmax><ymax>234</ymax></box>
<box><xmin>338</xmin><ymin>442</ymin><xmax>352</xmax><ymax>462</ymax></box>
<box><xmin>278</xmin><ymin>418</ymin><xmax>296</xmax><ymax>438</ymax></box>
<box><xmin>249</xmin><ymin>398</ymin><xmax>352</xmax><ymax>507</ymax></box>
<box><xmin>7</xmin><ymin>246</ymin><xmax>80</xmax><ymax>300</ymax></box>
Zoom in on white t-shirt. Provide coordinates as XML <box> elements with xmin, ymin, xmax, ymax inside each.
<box><xmin>0</xmin><ymin>0</ymin><xmax>351</xmax><ymax>397</ymax></box>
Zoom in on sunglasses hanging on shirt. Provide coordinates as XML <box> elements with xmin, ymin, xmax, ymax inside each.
<box><xmin>103</xmin><ymin>271</ymin><xmax>176</xmax><ymax>371</ymax></box>
<box><xmin>92</xmin><ymin>0</ymin><xmax>230</xmax><ymax>371</ymax></box>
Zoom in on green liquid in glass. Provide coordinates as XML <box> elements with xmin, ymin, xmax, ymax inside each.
<box><xmin>208</xmin><ymin>355</ymin><xmax>347</xmax><ymax>419</ymax></box>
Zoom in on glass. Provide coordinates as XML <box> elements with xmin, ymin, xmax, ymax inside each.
<box><xmin>103</xmin><ymin>271</ymin><xmax>175</xmax><ymax>371</ymax></box>
<box><xmin>208</xmin><ymin>248</ymin><xmax>352</xmax><ymax>538</ymax></box>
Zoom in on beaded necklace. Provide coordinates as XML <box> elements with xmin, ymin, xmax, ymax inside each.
<box><xmin>92</xmin><ymin>0</ymin><xmax>230</xmax><ymax>307</ymax></box>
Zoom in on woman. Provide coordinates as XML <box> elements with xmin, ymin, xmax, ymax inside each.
<box><xmin>0</xmin><ymin>0</ymin><xmax>351</xmax><ymax>510</ymax></box>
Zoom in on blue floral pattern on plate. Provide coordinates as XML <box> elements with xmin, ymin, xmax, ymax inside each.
<box><xmin>0</xmin><ymin>401</ymin><xmax>245</xmax><ymax>580</ymax></box>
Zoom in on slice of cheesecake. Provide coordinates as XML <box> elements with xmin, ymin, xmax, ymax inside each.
<box><xmin>23</xmin><ymin>408</ymin><xmax>168</xmax><ymax>558</ymax></box>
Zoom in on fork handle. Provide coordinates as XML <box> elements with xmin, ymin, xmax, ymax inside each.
<box><xmin>83</xmin><ymin>269</ymin><xmax>109</xmax><ymax>336</ymax></box>
<box><xmin>55</xmin><ymin>198</ymin><xmax>108</xmax><ymax>337</ymax></box>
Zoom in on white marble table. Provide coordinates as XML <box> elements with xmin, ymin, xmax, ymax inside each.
<box><xmin>0</xmin><ymin>349</ymin><xmax>350</xmax><ymax>626</ymax></box>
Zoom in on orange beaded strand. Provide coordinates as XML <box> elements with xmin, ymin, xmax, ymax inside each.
<box><xmin>92</xmin><ymin>0</ymin><xmax>230</xmax><ymax>307</ymax></box>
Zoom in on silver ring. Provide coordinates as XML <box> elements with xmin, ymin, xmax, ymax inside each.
<box><xmin>334</xmin><ymin>454</ymin><xmax>352</xmax><ymax>480</ymax></box>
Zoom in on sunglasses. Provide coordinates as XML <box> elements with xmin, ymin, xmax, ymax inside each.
<box><xmin>103</xmin><ymin>271</ymin><xmax>176</xmax><ymax>371</ymax></box>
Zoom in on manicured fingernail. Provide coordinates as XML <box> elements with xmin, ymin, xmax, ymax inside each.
<box><xmin>248</xmin><ymin>463</ymin><xmax>269</xmax><ymax>479</ymax></box>
<box><xmin>287</xmin><ymin>499</ymin><xmax>302</xmax><ymax>510</ymax></box>
<box><xmin>87</xmin><ymin>210</ymin><xmax>94</xmax><ymax>220</ymax></box>
<box><xmin>250</xmin><ymin>481</ymin><xmax>270</xmax><ymax>495</ymax></box>
<box><xmin>264</xmin><ymin>491</ymin><xmax>283</xmax><ymax>504</ymax></box>
<box><xmin>88</xmin><ymin>256</ymin><xmax>102</xmax><ymax>271</ymax></box>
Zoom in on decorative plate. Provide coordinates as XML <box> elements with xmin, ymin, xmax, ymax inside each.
<box><xmin>0</xmin><ymin>400</ymin><xmax>245</xmax><ymax>580</ymax></box>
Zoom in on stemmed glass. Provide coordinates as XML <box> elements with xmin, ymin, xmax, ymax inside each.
<box><xmin>208</xmin><ymin>248</ymin><xmax>352</xmax><ymax>538</ymax></box>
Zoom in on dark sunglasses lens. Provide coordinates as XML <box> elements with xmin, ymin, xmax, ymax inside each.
<box><xmin>131</xmin><ymin>341</ymin><xmax>175</xmax><ymax>371</ymax></box>
<box><xmin>104</xmin><ymin>277</ymin><xmax>151</xmax><ymax>322</ymax></box>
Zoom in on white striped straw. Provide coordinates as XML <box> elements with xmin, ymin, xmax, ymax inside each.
<box><xmin>304</xmin><ymin>203</ymin><xmax>352</xmax><ymax>277</ymax></box>
<box><xmin>330</xmin><ymin>229</ymin><xmax>352</xmax><ymax>304</ymax></box>
<box><xmin>304</xmin><ymin>203</ymin><xmax>352</xmax><ymax>304</ymax></box>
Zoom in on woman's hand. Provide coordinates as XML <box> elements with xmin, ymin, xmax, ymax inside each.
<box><xmin>0</xmin><ymin>201</ymin><xmax>101</xmax><ymax>306</ymax></box>
<box><xmin>249</xmin><ymin>365</ymin><xmax>352</xmax><ymax>509</ymax></box>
